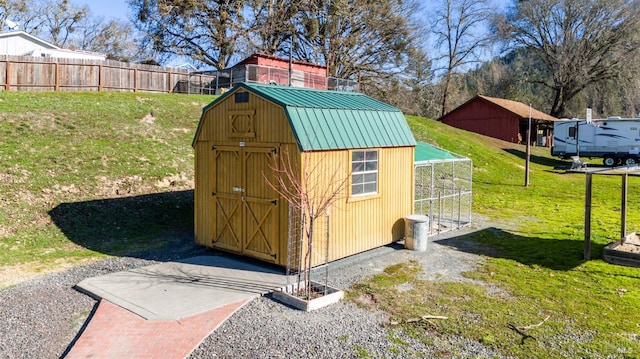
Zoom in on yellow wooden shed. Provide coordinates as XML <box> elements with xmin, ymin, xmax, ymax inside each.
<box><xmin>192</xmin><ymin>82</ymin><xmax>416</xmax><ymax>266</ymax></box>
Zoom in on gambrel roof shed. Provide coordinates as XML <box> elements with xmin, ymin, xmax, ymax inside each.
<box><xmin>192</xmin><ymin>83</ymin><xmax>416</xmax><ymax>265</ymax></box>
<box><xmin>193</xmin><ymin>82</ymin><xmax>416</xmax><ymax>151</ymax></box>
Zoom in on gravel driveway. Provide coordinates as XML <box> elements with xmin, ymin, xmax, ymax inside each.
<box><xmin>0</xmin><ymin>225</ymin><xmax>503</xmax><ymax>359</ymax></box>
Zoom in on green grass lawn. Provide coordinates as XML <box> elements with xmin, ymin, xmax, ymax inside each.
<box><xmin>1</xmin><ymin>92</ymin><xmax>639</xmax><ymax>357</ymax></box>
<box><xmin>347</xmin><ymin>116</ymin><xmax>640</xmax><ymax>358</ymax></box>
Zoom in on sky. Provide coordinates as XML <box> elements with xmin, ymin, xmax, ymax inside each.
<box><xmin>71</xmin><ymin>0</ymin><xmax>512</xmax><ymax>25</ymax></box>
<box><xmin>69</xmin><ymin>0</ymin><xmax>130</xmax><ymax>21</ymax></box>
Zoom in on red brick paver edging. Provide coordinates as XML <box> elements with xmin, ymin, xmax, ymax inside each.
<box><xmin>65</xmin><ymin>298</ymin><xmax>249</xmax><ymax>359</ymax></box>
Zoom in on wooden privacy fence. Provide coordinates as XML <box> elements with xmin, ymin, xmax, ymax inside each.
<box><xmin>0</xmin><ymin>55</ymin><xmax>217</xmax><ymax>94</ymax></box>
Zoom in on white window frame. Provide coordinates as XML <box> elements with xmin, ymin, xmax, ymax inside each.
<box><xmin>351</xmin><ymin>149</ymin><xmax>378</xmax><ymax>196</ymax></box>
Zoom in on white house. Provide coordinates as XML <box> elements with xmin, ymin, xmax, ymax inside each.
<box><xmin>0</xmin><ymin>31</ymin><xmax>106</xmax><ymax>61</ymax></box>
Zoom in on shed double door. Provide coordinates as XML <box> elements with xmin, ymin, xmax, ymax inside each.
<box><xmin>212</xmin><ymin>145</ymin><xmax>280</xmax><ymax>262</ymax></box>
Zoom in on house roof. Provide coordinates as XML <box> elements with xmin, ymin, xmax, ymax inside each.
<box><xmin>477</xmin><ymin>95</ymin><xmax>558</xmax><ymax>121</ymax></box>
<box><xmin>0</xmin><ymin>30</ymin><xmax>106</xmax><ymax>59</ymax></box>
<box><xmin>193</xmin><ymin>82</ymin><xmax>416</xmax><ymax>151</ymax></box>
<box><xmin>0</xmin><ymin>30</ymin><xmax>59</xmax><ymax>50</ymax></box>
<box><xmin>414</xmin><ymin>141</ymin><xmax>459</xmax><ymax>162</ymax></box>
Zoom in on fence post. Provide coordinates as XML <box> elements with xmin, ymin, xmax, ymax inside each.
<box><xmin>5</xmin><ymin>60</ymin><xmax>10</xmax><ymax>91</ymax></box>
<box><xmin>133</xmin><ymin>68</ymin><xmax>138</xmax><ymax>92</ymax></box>
<box><xmin>98</xmin><ymin>64</ymin><xmax>103</xmax><ymax>92</ymax></box>
<box><xmin>438</xmin><ymin>192</ymin><xmax>442</xmax><ymax>234</ymax></box>
<box><xmin>168</xmin><ymin>72</ymin><xmax>172</xmax><ymax>93</ymax></box>
<box><xmin>55</xmin><ymin>62</ymin><xmax>60</xmax><ymax>91</ymax></box>
<box><xmin>457</xmin><ymin>188</ymin><xmax>462</xmax><ymax>229</ymax></box>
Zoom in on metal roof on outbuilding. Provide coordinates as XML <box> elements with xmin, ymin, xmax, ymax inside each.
<box><xmin>414</xmin><ymin>141</ymin><xmax>460</xmax><ymax>162</ymax></box>
<box><xmin>193</xmin><ymin>82</ymin><xmax>416</xmax><ymax>151</ymax></box>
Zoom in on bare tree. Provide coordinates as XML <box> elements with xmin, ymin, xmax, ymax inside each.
<box><xmin>265</xmin><ymin>148</ymin><xmax>350</xmax><ymax>298</ymax></box>
<box><xmin>1</xmin><ymin>0</ymin><xmax>88</xmax><ymax>47</ymax></box>
<box><xmin>493</xmin><ymin>0</ymin><xmax>640</xmax><ymax>117</ymax></box>
<box><xmin>128</xmin><ymin>0</ymin><xmax>247</xmax><ymax>69</ymax></box>
<box><xmin>72</xmin><ymin>17</ymin><xmax>147</xmax><ymax>62</ymax></box>
<box><xmin>432</xmin><ymin>0</ymin><xmax>491</xmax><ymax>116</ymax></box>
<box><xmin>26</xmin><ymin>0</ymin><xmax>88</xmax><ymax>47</ymax></box>
<box><xmin>363</xmin><ymin>47</ymin><xmax>436</xmax><ymax>118</ymax></box>
<box><xmin>0</xmin><ymin>0</ymin><xmax>27</xmax><ymax>32</ymax></box>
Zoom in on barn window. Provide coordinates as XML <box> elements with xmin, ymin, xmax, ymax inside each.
<box><xmin>351</xmin><ymin>150</ymin><xmax>378</xmax><ymax>196</ymax></box>
<box><xmin>235</xmin><ymin>92</ymin><xmax>249</xmax><ymax>103</ymax></box>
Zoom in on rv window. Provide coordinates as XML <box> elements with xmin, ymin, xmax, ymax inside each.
<box><xmin>568</xmin><ymin>126</ymin><xmax>576</xmax><ymax>138</ymax></box>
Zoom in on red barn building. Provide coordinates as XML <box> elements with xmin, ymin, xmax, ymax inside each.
<box><xmin>439</xmin><ymin>95</ymin><xmax>558</xmax><ymax>146</ymax></box>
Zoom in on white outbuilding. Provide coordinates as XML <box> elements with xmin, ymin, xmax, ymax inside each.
<box><xmin>0</xmin><ymin>30</ymin><xmax>106</xmax><ymax>61</ymax></box>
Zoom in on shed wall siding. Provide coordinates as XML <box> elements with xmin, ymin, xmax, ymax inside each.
<box><xmin>194</xmin><ymin>141</ymin><xmax>211</xmax><ymax>247</ymax></box>
<box><xmin>302</xmin><ymin>146</ymin><xmax>413</xmax><ymax>264</ymax></box>
<box><xmin>200</xmin><ymin>90</ymin><xmax>298</xmax><ymax>145</ymax></box>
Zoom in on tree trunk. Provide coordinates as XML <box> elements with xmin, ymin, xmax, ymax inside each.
<box><xmin>441</xmin><ymin>72</ymin><xmax>452</xmax><ymax>117</ymax></box>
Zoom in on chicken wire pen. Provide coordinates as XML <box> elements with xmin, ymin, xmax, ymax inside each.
<box><xmin>414</xmin><ymin>142</ymin><xmax>473</xmax><ymax>236</ymax></box>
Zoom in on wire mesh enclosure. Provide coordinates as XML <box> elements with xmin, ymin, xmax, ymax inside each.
<box><xmin>286</xmin><ymin>207</ymin><xmax>330</xmax><ymax>289</ymax></box>
<box><xmin>414</xmin><ymin>158</ymin><xmax>473</xmax><ymax>236</ymax></box>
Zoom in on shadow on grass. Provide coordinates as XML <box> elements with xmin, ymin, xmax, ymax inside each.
<box><xmin>503</xmin><ymin>148</ymin><xmax>568</xmax><ymax>168</ymax></box>
<box><xmin>48</xmin><ymin>190</ymin><xmax>205</xmax><ymax>260</ymax></box>
<box><xmin>434</xmin><ymin>227</ymin><xmax>604</xmax><ymax>271</ymax></box>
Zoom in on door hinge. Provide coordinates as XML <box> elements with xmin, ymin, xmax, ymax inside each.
<box><xmin>271</xmin><ymin>199</ymin><xmax>277</xmax><ymax>205</ymax></box>
<box><xmin>271</xmin><ymin>253</ymin><xmax>277</xmax><ymax>259</ymax></box>
<box><xmin>212</xmin><ymin>192</ymin><xmax>216</xmax><ymax>196</ymax></box>
<box><xmin>211</xmin><ymin>145</ymin><xmax>216</xmax><ymax>151</ymax></box>
<box><xmin>271</xmin><ymin>147</ymin><xmax>278</xmax><ymax>154</ymax></box>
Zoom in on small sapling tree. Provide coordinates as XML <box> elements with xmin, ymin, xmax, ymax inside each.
<box><xmin>265</xmin><ymin>147</ymin><xmax>350</xmax><ymax>299</ymax></box>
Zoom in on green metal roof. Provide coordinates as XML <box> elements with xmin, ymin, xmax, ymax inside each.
<box><xmin>193</xmin><ymin>82</ymin><xmax>416</xmax><ymax>151</ymax></box>
<box><xmin>414</xmin><ymin>141</ymin><xmax>459</xmax><ymax>162</ymax></box>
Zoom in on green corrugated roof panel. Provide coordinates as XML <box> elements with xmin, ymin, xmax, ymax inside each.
<box><xmin>244</xmin><ymin>82</ymin><xmax>398</xmax><ymax>111</ymax></box>
<box><xmin>414</xmin><ymin>141</ymin><xmax>459</xmax><ymax>162</ymax></box>
<box><xmin>246</xmin><ymin>83</ymin><xmax>415</xmax><ymax>151</ymax></box>
<box><xmin>193</xmin><ymin>82</ymin><xmax>416</xmax><ymax>151</ymax></box>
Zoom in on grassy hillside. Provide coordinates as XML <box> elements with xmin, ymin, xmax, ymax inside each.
<box><xmin>1</xmin><ymin>92</ymin><xmax>639</xmax><ymax>357</ymax></box>
<box><xmin>408</xmin><ymin>114</ymin><xmax>640</xmax><ymax>251</ymax></box>
<box><xmin>0</xmin><ymin>91</ymin><xmax>212</xmax><ymax>283</ymax></box>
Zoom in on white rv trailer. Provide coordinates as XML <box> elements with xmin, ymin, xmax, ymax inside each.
<box><xmin>552</xmin><ymin>117</ymin><xmax>640</xmax><ymax>166</ymax></box>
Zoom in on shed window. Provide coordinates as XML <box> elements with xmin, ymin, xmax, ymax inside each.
<box><xmin>569</xmin><ymin>126</ymin><xmax>576</xmax><ymax>138</ymax></box>
<box><xmin>351</xmin><ymin>150</ymin><xmax>378</xmax><ymax>196</ymax></box>
<box><xmin>235</xmin><ymin>92</ymin><xmax>249</xmax><ymax>103</ymax></box>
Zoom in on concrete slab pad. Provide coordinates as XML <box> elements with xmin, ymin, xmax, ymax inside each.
<box><xmin>76</xmin><ymin>256</ymin><xmax>287</xmax><ymax>321</ymax></box>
